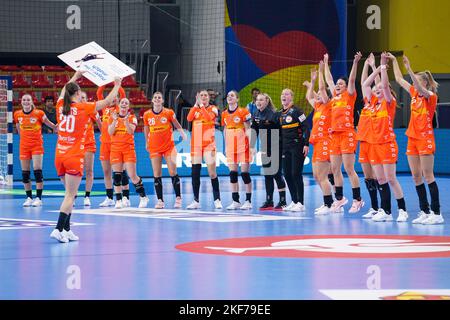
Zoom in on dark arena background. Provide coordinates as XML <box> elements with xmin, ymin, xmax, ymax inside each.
<box><xmin>1</xmin><ymin>0</ymin><xmax>450</xmax><ymax>307</ymax></box>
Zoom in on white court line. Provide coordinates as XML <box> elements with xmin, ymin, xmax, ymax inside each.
<box><xmin>51</xmin><ymin>208</ymin><xmax>310</xmax><ymax>223</ymax></box>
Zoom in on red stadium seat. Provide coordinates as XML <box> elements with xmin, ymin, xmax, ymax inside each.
<box><xmin>64</xmin><ymin>65</ymin><xmax>74</xmax><ymax>72</ymax></box>
<box><xmin>53</xmin><ymin>74</ymin><xmax>70</xmax><ymax>88</ymax></box>
<box><xmin>22</xmin><ymin>65</ymin><xmax>42</xmax><ymax>72</ymax></box>
<box><xmin>122</xmin><ymin>75</ymin><xmax>139</xmax><ymax>88</ymax></box>
<box><xmin>77</xmin><ymin>77</ymin><xmax>95</xmax><ymax>88</ymax></box>
<box><xmin>43</xmin><ymin>65</ymin><xmax>66</xmax><ymax>72</ymax></box>
<box><xmin>12</xmin><ymin>75</ymin><xmax>31</xmax><ymax>88</ymax></box>
<box><xmin>0</xmin><ymin>65</ymin><xmax>21</xmax><ymax>72</ymax></box>
<box><xmin>86</xmin><ymin>91</ymin><xmax>97</xmax><ymax>102</ymax></box>
<box><xmin>31</xmin><ymin>74</ymin><xmax>52</xmax><ymax>88</ymax></box>
<box><xmin>129</xmin><ymin>90</ymin><xmax>150</xmax><ymax>105</ymax></box>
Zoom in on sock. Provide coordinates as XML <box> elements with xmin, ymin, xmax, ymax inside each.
<box><xmin>264</xmin><ymin>176</ymin><xmax>274</xmax><ymax>202</ymax></box>
<box><xmin>415</xmin><ymin>183</ymin><xmax>430</xmax><ymax>214</ymax></box>
<box><xmin>211</xmin><ymin>177</ymin><xmax>220</xmax><ymax>201</ymax></box>
<box><xmin>122</xmin><ymin>189</ymin><xmax>130</xmax><ymax>199</ymax></box>
<box><xmin>428</xmin><ymin>181</ymin><xmax>440</xmax><ymax>215</ymax></box>
<box><xmin>26</xmin><ymin>190</ymin><xmax>32</xmax><ymax>198</ymax></box>
<box><xmin>115</xmin><ymin>193</ymin><xmax>123</xmax><ymax>201</ymax></box>
<box><xmin>85</xmin><ymin>191</ymin><xmax>91</xmax><ymax>198</ymax></box>
<box><xmin>134</xmin><ymin>178</ymin><xmax>146</xmax><ymax>197</ymax></box>
<box><xmin>324</xmin><ymin>195</ymin><xmax>333</xmax><ymax>208</ymax></box>
<box><xmin>232</xmin><ymin>192</ymin><xmax>240</xmax><ymax>202</ymax></box>
<box><xmin>171</xmin><ymin>175</ymin><xmax>181</xmax><ymax>198</ymax></box>
<box><xmin>266</xmin><ymin>193</ymin><xmax>273</xmax><ymax>202</ymax></box>
<box><xmin>106</xmin><ymin>188</ymin><xmax>114</xmax><ymax>199</ymax></box>
<box><xmin>397</xmin><ymin>198</ymin><xmax>406</xmax><ymax>211</ymax></box>
<box><xmin>64</xmin><ymin>213</ymin><xmax>72</xmax><ymax>231</ymax></box>
<box><xmin>279</xmin><ymin>191</ymin><xmax>286</xmax><ymax>203</ymax></box>
<box><xmin>56</xmin><ymin>212</ymin><xmax>68</xmax><ymax>232</ymax></box>
<box><xmin>352</xmin><ymin>187</ymin><xmax>361</xmax><ymax>201</ymax></box>
<box><xmin>192</xmin><ymin>164</ymin><xmax>201</xmax><ymax>202</ymax></box>
<box><xmin>335</xmin><ymin>186</ymin><xmax>343</xmax><ymax>201</ymax></box>
<box><xmin>36</xmin><ymin>189</ymin><xmax>43</xmax><ymax>200</ymax></box>
<box><xmin>246</xmin><ymin>193</ymin><xmax>252</xmax><ymax>202</ymax></box>
<box><xmin>154</xmin><ymin>177</ymin><xmax>163</xmax><ymax>201</ymax></box>
<box><xmin>378</xmin><ymin>183</ymin><xmax>391</xmax><ymax>214</ymax></box>
<box><xmin>365</xmin><ymin>179</ymin><xmax>379</xmax><ymax>210</ymax></box>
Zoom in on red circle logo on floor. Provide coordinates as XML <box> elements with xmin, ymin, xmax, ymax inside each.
<box><xmin>176</xmin><ymin>235</ymin><xmax>450</xmax><ymax>258</ymax></box>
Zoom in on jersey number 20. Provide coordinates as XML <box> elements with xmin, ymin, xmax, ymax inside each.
<box><xmin>59</xmin><ymin>115</ymin><xmax>76</xmax><ymax>133</ymax></box>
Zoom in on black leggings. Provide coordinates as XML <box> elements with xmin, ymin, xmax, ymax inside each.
<box><xmin>282</xmin><ymin>146</ymin><xmax>305</xmax><ymax>204</ymax></box>
<box><xmin>262</xmin><ymin>154</ymin><xmax>286</xmax><ymax>200</ymax></box>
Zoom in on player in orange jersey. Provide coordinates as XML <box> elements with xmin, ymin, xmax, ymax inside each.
<box><xmin>143</xmin><ymin>91</ymin><xmax>187</xmax><ymax>209</ymax></box>
<box><xmin>323</xmin><ymin>52</ymin><xmax>364</xmax><ymax>213</ymax></box>
<box><xmin>108</xmin><ymin>97</ymin><xmax>148</xmax><ymax>209</ymax></box>
<box><xmin>50</xmin><ymin>71</ymin><xmax>122</xmax><ymax>243</ymax></box>
<box><xmin>14</xmin><ymin>94</ymin><xmax>57</xmax><ymax>207</ymax></box>
<box><xmin>79</xmin><ymin>91</ymin><xmax>102</xmax><ymax>207</ymax></box>
<box><xmin>304</xmin><ymin>63</ymin><xmax>333</xmax><ymax>215</ymax></box>
<box><xmin>389</xmin><ymin>53</ymin><xmax>442</xmax><ymax>225</ymax></box>
<box><xmin>360</xmin><ymin>52</ymin><xmax>408</xmax><ymax>223</ymax></box>
<box><xmin>186</xmin><ymin>90</ymin><xmax>222</xmax><ymax>210</ymax></box>
<box><xmin>221</xmin><ymin>90</ymin><xmax>253</xmax><ymax>210</ymax></box>
<box><xmin>96</xmin><ymin>85</ymin><xmax>130</xmax><ymax>207</ymax></box>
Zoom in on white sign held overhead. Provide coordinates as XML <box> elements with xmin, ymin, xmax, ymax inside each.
<box><xmin>58</xmin><ymin>41</ymin><xmax>135</xmax><ymax>86</ymax></box>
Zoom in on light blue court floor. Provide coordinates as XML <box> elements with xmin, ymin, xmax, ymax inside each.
<box><xmin>0</xmin><ymin>175</ymin><xmax>449</xmax><ymax>300</ymax></box>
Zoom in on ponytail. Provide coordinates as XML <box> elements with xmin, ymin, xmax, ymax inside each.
<box><xmin>63</xmin><ymin>82</ymin><xmax>80</xmax><ymax>116</ymax></box>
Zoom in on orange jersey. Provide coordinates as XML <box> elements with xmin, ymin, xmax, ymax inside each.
<box><xmin>221</xmin><ymin>107</ymin><xmax>251</xmax><ymax>154</ymax></box>
<box><xmin>357</xmin><ymin>96</ymin><xmax>396</xmax><ymax>144</ymax></box>
<box><xmin>330</xmin><ymin>90</ymin><xmax>357</xmax><ymax>132</ymax></box>
<box><xmin>405</xmin><ymin>86</ymin><xmax>437</xmax><ymax>140</ymax></box>
<box><xmin>85</xmin><ymin>111</ymin><xmax>100</xmax><ymax>145</ymax></box>
<box><xmin>143</xmin><ymin>107</ymin><xmax>176</xmax><ymax>153</ymax></box>
<box><xmin>14</xmin><ymin>108</ymin><xmax>46</xmax><ymax>147</ymax></box>
<box><xmin>310</xmin><ymin>101</ymin><xmax>332</xmax><ymax>144</ymax></box>
<box><xmin>108</xmin><ymin>114</ymin><xmax>138</xmax><ymax>151</ymax></box>
<box><xmin>55</xmin><ymin>99</ymin><xmax>96</xmax><ymax>158</ymax></box>
<box><xmin>99</xmin><ymin>106</ymin><xmax>117</xmax><ymax>143</ymax></box>
<box><xmin>187</xmin><ymin>105</ymin><xmax>218</xmax><ymax>148</ymax></box>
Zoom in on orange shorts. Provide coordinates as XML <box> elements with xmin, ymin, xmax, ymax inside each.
<box><xmin>191</xmin><ymin>143</ymin><xmax>216</xmax><ymax>158</ymax></box>
<box><xmin>99</xmin><ymin>142</ymin><xmax>111</xmax><ymax>161</ymax></box>
<box><xmin>312</xmin><ymin>139</ymin><xmax>331</xmax><ymax>163</ymax></box>
<box><xmin>110</xmin><ymin>148</ymin><xmax>137</xmax><ymax>164</ymax></box>
<box><xmin>149</xmin><ymin>146</ymin><xmax>177</xmax><ymax>159</ymax></box>
<box><xmin>406</xmin><ymin>137</ymin><xmax>435</xmax><ymax>156</ymax></box>
<box><xmin>84</xmin><ymin>141</ymin><xmax>96</xmax><ymax>153</ymax></box>
<box><xmin>359</xmin><ymin>141</ymin><xmax>398</xmax><ymax>165</ymax></box>
<box><xmin>227</xmin><ymin>149</ymin><xmax>250</xmax><ymax>164</ymax></box>
<box><xmin>20</xmin><ymin>144</ymin><xmax>44</xmax><ymax>160</ymax></box>
<box><xmin>330</xmin><ymin>130</ymin><xmax>357</xmax><ymax>155</ymax></box>
<box><xmin>55</xmin><ymin>156</ymin><xmax>84</xmax><ymax>177</ymax></box>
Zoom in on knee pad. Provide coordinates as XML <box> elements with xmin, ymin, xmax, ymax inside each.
<box><xmin>230</xmin><ymin>171</ymin><xmax>238</xmax><ymax>183</ymax></box>
<box><xmin>328</xmin><ymin>174</ymin><xmax>335</xmax><ymax>186</ymax></box>
<box><xmin>171</xmin><ymin>175</ymin><xmax>180</xmax><ymax>185</ymax></box>
<box><xmin>121</xmin><ymin>170</ymin><xmax>129</xmax><ymax>186</ymax></box>
<box><xmin>33</xmin><ymin>169</ymin><xmax>43</xmax><ymax>183</ymax></box>
<box><xmin>241</xmin><ymin>172</ymin><xmax>251</xmax><ymax>184</ymax></box>
<box><xmin>22</xmin><ymin>170</ymin><xmax>31</xmax><ymax>184</ymax></box>
<box><xmin>113</xmin><ymin>172</ymin><xmax>123</xmax><ymax>187</ymax></box>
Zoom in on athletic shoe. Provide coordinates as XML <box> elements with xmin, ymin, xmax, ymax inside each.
<box><xmin>155</xmin><ymin>199</ymin><xmax>165</xmax><ymax>209</ymax></box>
<box><xmin>283</xmin><ymin>201</ymin><xmax>296</xmax><ymax>211</ymax></box>
<box><xmin>315</xmin><ymin>205</ymin><xmax>331</xmax><ymax>215</ymax></box>
<box><xmin>240</xmin><ymin>200</ymin><xmax>252</xmax><ymax>210</ymax></box>
<box><xmin>315</xmin><ymin>205</ymin><xmax>326</xmax><ymax>212</ymax></box>
<box><xmin>122</xmin><ymin>197</ymin><xmax>130</xmax><ymax>208</ymax></box>
<box><xmin>412</xmin><ymin>211</ymin><xmax>429</xmax><ymax>224</ymax></box>
<box><xmin>372</xmin><ymin>209</ymin><xmax>393</xmax><ymax>222</ymax></box>
<box><xmin>23</xmin><ymin>197</ymin><xmax>33</xmax><ymax>207</ymax></box>
<box><xmin>50</xmin><ymin>229</ymin><xmax>69</xmax><ymax>243</ymax></box>
<box><xmin>63</xmin><ymin>230</ymin><xmax>79</xmax><ymax>241</ymax></box>
<box><xmin>115</xmin><ymin>200</ymin><xmax>123</xmax><ymax>209</ymax></box>
<box><xmin>186</xmin><ymin>200</ymin><xmax>200</xmax><ymax>210</ymax></box>
<box><xmin>331</xmin><ymin>197</ymin><xmax>348</xmax><ymax>213</ymax></box>
<box><xmin>227</xmin><ymin>201</ymin><xmax>241</xmax><ymax>210</ymax></box>
<box><xmin>83</xmin><ymin>197</ymin><xmax>91</xmax><ymax>207</ymax></box>
<box><xmin>260</xmin><ymin>201</ymin><xmax>274</xmax><ymax>211</ymax></box>
<box><xmin>396</xmin><ymin>209</ymin><xmax>409</xmax><ymax>222</ymax></box>
<box><xmin>99</xmin><ymin>197</ymin><xmax>115</xmax><ymax>207</ymax></box>
<box><xmin>138</xmin><ymin>196</ymin><xmax>149</xmax><ymax>208</ymax></box>
<box><xmin>348</xmin><ymin>199</ymin><xmax>365</xmax><ymax>214</ymax></box>
<box><xmin>214</xmin><ymin>199</ymin><xmax>223</xmax><ymax>209</ymax></box>
<box><xmin>362</xmin><ymin>208</ymin><xmax>378</xmax><ymax>219</ymax></box>
<box><xmin>274</xmin><ymin>201</ymin><xmax>287</xmax><ymax>211</ymax></box>
<box><xmin>174</xmin><ymin>197</ymin><xmax>182</xmax><ymax>209</ymax></box>
<box><xmin>31</xmin><ymin>198</ymin><xmax>43</xmax><ymax>207</ymax></box>
<box><xmin>422</xmin><ymin>212</ymin><xmax>445</xmax><ymax>225</ymax></box>
<box><xmin>291</xmin><ymin>202</ymin><xmax>305</xmax><ymax>212</ymax></box>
